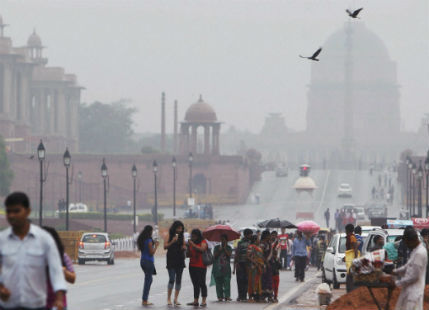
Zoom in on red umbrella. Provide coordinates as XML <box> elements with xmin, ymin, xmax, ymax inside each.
<box><xmin>296</xmin><ymin>220</ymin><xmax>320</xmax><ymax>235</ymax></box>
<box><xmin>203</xmin><ymin>225</ymin><xmax>241</xmax><ymax>242</ymax></box>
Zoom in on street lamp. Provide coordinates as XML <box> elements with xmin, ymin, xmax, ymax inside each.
<box><xmin>425</xmin><ymin>151</ymin><xmax>429</xmax><ymax>217</ymax></box>
<box><xmin>37</xmin><ymin>140</ymin><xmax>45</xmax><ymax>226</ymax></box>
<box><xmin>101</xmin><ymin>158</ymin><xmax>108</xmax><ymax>232</ymax></box>
<box><xmin>188</xmin><ymin>152</ymin><xmax>193</xmax><ymax>199</ymax></box>
<box><xmin>406</xmin><ymin>156</ymin><xmax>411</xmax><ymax>210</ymax></box>
<box><xmin>418</xmin><ymin>161</ymin><xmax>424</xmax><ymax>218</ymax></box>
<box><xmin>172</xmin><ymin>157</ymin><xmax>177</xmax><ymax>218</ymax></box>
<box><xmin>63</xmin><ymin>148</ymin><xmax>71</xmax><ymax>231</ymax></box>
<box><xmin>412</xmin><ymin>162</ymin><xmax>417</xmax><ymax>217</ymax></box>
<box><xmin>408</xmin><ymin>158</ymin><xmax>413</xmax><ymax>213</ymax></box>
<box><xmin>153</xmin><ymin>160</ymin><xmax>158</xmax><ymax>225</ymax></box>
<box><xmin>132</xmin><ymin>163</ymin><xmax>137</xmax><ymax>234</ymax></box>
<box><xmin>77</xmin><ymin>171</ymin><xmax>82</xmax><ymax>202</ymax></box>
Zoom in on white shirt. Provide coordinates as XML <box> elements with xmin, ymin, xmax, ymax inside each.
<box><xmin>0</xmin><ymin>224</ymin><xmax>67</xmax><ymax>308</ymax></box>
<box><xmin>394</xmin><ymin>242</ymin><xmax>427</xmax><ymax>310</ymax></box>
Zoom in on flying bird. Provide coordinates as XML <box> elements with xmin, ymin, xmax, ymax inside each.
<box><xmin>299</xmin><ymin>48</ymin><xmax>322</xmax><ymax>61</ymax></box>
<box><xmin>346</xmin><ymin>8</ymin><xmax>363</xmax><ymax>18</ymax></box>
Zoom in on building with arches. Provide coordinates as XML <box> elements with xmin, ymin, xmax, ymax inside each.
<box><xmin>179</xmin><ymin>95</ymin><xmax>221</xmax><ymax>155</ymax></box>
<box><xmin>0</xmin><ymin>16</ymin><xmax>81</xmax><ymax>153</ymax></box>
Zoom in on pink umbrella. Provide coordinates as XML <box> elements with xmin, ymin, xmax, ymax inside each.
<box><xmin>296</xmin><ymin>220</ymin><xmax>320</xmax><ymax>235</ymax></box>
<box><xmin>203</xmin><ymin>225</ymin><xmax>241</xmax><ymax>242</ymax></box>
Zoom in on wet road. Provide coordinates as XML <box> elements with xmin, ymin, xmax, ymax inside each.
<box><xmin>68</xmin><ymin>257</ymin><xmax>317</xmax><ymax>310</ymax></box>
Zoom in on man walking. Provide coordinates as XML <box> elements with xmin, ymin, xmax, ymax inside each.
<box><xmin>345</xmin><ymin>224</ymin><xmax>358</xmax><ymax>292</ymax></box>
<box><xmin>234</xmin><ymin>229</ymin><xmax>252</xmax><ymax>301</ymax></box>
<box><xmin>387</xmin><ymin>228</ymin><xmax>427</xmax><ymax>310</ymax></box>
<box><xmin>0</xmin><ymin>192</ymin><xmax>67</xmax><ymax>310</ymax></box>
<box><xmin>324</xmin><ymin>208</ymin><xmax>330</xmax><ymax>228</ymax></box>
<box><xmin>292</xmin><ymin>231</ymin><xmax>310</xmax><ymax>282</ymax></box>
<box><xmin>278</xmin><ymin>228</ymin><xmax>288</xmax><ymax>269</ymax></box>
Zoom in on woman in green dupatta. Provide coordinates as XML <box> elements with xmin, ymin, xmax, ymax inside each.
<box><xmin>212</xmin><ymin>234</ymin><xmax>233</xmax><ymax>302</ymax></box>
<box><xmin>247</xmin><ymin>235</ymin><xmax>264</xmax><ymax>302</ymax></box>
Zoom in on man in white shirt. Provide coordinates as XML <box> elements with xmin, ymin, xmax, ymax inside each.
<box><xmin>0</xmin><ymin>192</ymin><xmax>67</xmax><ymax>310</ymax></box>
<box><xmin>386</xmin><ymin>227</ymin><xmax>427</xmax><ymax>310</ymax></box>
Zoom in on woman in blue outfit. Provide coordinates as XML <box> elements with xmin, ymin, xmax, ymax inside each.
<box><xmin>137</xmin><ymin>225</ymin><xmax>159</xmax><ymax>306</ymax></box>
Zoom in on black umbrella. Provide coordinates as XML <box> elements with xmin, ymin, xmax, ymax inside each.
<box><xmin>257</xmin><ymin>218</ymin><xmax>296</xmax><ymax>229</ymax></box>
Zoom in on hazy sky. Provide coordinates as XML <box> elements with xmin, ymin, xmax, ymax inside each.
<box><xmin>2</xmin><ymin>0</ymin><xmax>428</xmax><ymax>134</ymax></box>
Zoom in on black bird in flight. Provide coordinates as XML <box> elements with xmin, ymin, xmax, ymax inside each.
<box><xmin>346</xmin><ymin>8</ymin><xmax>363</xmax><ymax>18</ymax></box>
<box><xmin>299</xmin><ymin>47</ymin><xmax>322</xmax><ymax>61</ymax></box>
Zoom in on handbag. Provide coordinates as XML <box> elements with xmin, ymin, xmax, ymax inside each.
<box><xmin>202</xmin><ymin>248</ymin><xmax>214</xmax><ymax>266</ymax></box>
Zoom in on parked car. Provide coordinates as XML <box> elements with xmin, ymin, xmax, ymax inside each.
<box><xmin>366</xmin><ymin>203</ymin><xmax>387</xmax><ymax>218</ymax></box>
<box><xmin>322</xmin><ymin>232</ymin><xmax>368</xmax><ymax>289</ymax></box>
<box><xmin>361</xmin><ymin>229</ymin><xmax>421</xmax><ymax>255</ymax></box>
<box><xmin>338</xmin><ymin>183</ymin><xmax>352</xmax><ymax>198</ymax></box>
<box><xmin>78</xmin><ymin>232</ymin><xmax>115</xmax><ymax>265</ymax></box>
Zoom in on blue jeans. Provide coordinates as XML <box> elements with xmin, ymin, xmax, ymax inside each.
<box><xmin>286</xmin><ymin>254</ymin><xmax>291</xmax><ymax>269</ymax></box>
<box><xmin>141</xmin><ymin>259</ymin><xmax>155</xmax><ymax>301</ymax></box>
<box><xmin>168</xmin><ymin>267</ymin><xmax>184</xmax><ymax>290</ymax></box>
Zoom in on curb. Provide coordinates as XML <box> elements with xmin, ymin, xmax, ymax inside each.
<box><xmin>265</xmin><ymin>272</ymin><xmax>321</xmax><ymax>310</ymax></box>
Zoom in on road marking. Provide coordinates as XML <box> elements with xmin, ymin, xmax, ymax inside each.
<box><xmin>316</xmin><ymin>170</ymin><xmax>331</xmax><ymax>217</ymax></box>
<box><xmin>265</xmin><ymin>273</ymin><xmax>319</xmax><ymax>310</ymax></box>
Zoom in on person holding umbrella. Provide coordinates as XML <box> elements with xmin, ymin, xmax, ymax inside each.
<box><xmin>212</xmin><ymin>234</ymin><xmax>233</xmax><ymax>302</ymax></box>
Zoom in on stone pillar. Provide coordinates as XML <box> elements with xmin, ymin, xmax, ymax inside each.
<box><xmin>161</xmin><ymin>92</ymin><xmax>166</xmax><ymax>153</ymax></box>
<box><xmin>173</xmin><ymin>100</ymin><xmax>178</xmax><ymax>154</ymax></box>
<box><xmin>204</xmin><ymin>125</ymin><xmax>210</xmax><ymax>155</ymax></box>
<box><xmin>213</xmin><ymin>124</ymin><xmax>220</xmax><ymax>155</ymax></box>
<box><xmin>191</xmin><ymin>125</ymin><xmax>198</xmax><ymax>154</ymax></box>
<box><xmin>179</xmin><ymin>123</ymin><xmax>189</xmax><ymax>155</ymax></box>
<box><xmin>211</xmin><ymin>124</ymin><xmax>216</xmax><ymax>155</ymax></box>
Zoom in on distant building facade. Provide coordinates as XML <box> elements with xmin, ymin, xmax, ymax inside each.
<box><xmin>0</xmin><ymin>15</ymin><xmax>81</xmax><ymax>153</ymax></box>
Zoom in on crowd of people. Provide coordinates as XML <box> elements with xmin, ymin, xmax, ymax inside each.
<box><xmin>136</xmin><ymin>223</ymin><xmax>330</xmax><ymax>306</ymax></box>
<box><xmin>334</xmin><ymin>209</ymin><xmax>357</xmax><ymax>232</ymax></box>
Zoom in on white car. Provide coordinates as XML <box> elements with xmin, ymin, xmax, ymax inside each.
<box><xmin>323</xmin><ymin>232</ymin><xmax>368</xmax><ymax>289</ymax></box>
<box><xmin>354</xmin><ymin>207</ymin><xmax>366</xmax><ymax>220</ymax></box>
<box><xmin>338</xmin><ymin>183</ymin><xmax>352</xmax><ymax>197</ymax></box>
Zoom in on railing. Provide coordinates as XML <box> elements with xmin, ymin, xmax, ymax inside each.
<box><xmin>112</xmin><ymin>236</ymin><xmax>135</xmax><ymax>251</ymax></box>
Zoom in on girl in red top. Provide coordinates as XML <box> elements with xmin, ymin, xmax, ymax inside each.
<box><xmin>186</xmin><ymin>229</ymin><xmax>208</xmax><ymax>307</ymax></box>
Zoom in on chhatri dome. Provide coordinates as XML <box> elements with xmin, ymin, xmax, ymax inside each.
<box><xmin>27</xmin><ymin>29</ymin><xmax>42</xmax><ymax>48</ymax></box>
<box><xmin>184</xmin><ymin>95</ymin><xmax>217</xmax><ymax>123</ymax></box>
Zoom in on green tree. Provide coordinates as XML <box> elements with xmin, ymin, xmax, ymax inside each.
<box><xmin>79</xmin><ymin>100</ymin><xmax>137</xmax><ymax>153</ymax></box>
<box><xmin>0</xmin><ymin>136</ymin><xmax>13</xmax><ymax>195</ymax></box>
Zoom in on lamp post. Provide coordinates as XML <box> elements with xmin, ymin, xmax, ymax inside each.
<box><xmin>63</xmin><ymin>148</ymin><xmax>71</xmax><ymax>231</ymax></box>
<box><xmin>132</xmin><ymin>164</ymin><xmax>137</xmax><ymax>234</ymax></box>
<box><xmin>101</xmin><ymin>158</ymin><xmax>108</xmax><ymax>232</ymax></box>
<box><xmin>412</xmin><ymin>162</ymin><xmax>417</xmax><ymax>217</ymax></box>
<box><xmin>407</xmin><ymin>158</ymin><xmax>413</xmax><ymax>213</ymax></box>
<box><xmin>153</xmin><ymin>160</ymin><xmax>158</xmax><ymax>225</ymax></box>
<box><xmin>425</xmin><ymin>151</ymin><xmax>429</xmax><ymax>217</ymax></box>
<box><xmin>418</xmin><ymin>161</ymin><xmax>424</xmax><ymax>218</ymax></box>
<box><xmin>37</xmin><ymin>140</ymin><xmax>45</xmax><ymax>226</ymax></box>
<box><xmin>77</xmin><ymin>171</ymin><xmax>82</xmax><ymax>202</ymax></box>
<box><xmin>188</xmin><ymin>152</ymin><xmax>193</xmax><ymax>199</ymax></box>
<box><xmin>172</xmin><ymin>157</ymin><xmax>177</xmax><ymax>218</ymax></box>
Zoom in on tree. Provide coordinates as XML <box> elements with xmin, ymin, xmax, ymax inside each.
<box><xmin>79</xmin><ymin>100</ymin><xmax>137</xmax><ymax>153</ymax></box>
<box><xmin>0</xmin><ymin>136</ymin><xmax>13</xmax><ymax>196</ymax></box>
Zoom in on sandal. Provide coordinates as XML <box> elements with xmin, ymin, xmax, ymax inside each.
<box><xmin>200</xmin><ymin>303</ymin><xmax>207</xmax><ymax>307</ymax></box>
<box><xmin>142</xmin><ymin>301</ymin><xmax>154</xmax><ymax>306</ymax></box>
<box><xmin>168</xmin><ymin>301</ymin><xmax>173</xmax><ymax>306</ymax></box>
<box><xmin>186</xmin><ymin>302</ymin><xmax>199</xmax><ymax>307</ymax></box>
<box><xmin>174</xmin><ymin>300</ymin><xmax>181</xmax><ymax>306</ymax></box>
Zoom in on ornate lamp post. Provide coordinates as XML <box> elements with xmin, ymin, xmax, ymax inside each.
<box><xmin>153</xmin><ymin>160</ymin><xmax>158</xmax><ymax>225</ymax></box>
<box><xmin>188</xmin><ymin>152</ymin><xmax>193</xmax><ymax>199</ymax></box>
<box><xmin>418</xmin><ymin>161</ymin><xmax>424</xmax><ymax>218</ymax></box>
<box><xmin>37</xmin><ymin>140</ymin><xmax>46</xmax><ymax>226</ymax></box>
<box><xmin>172</xmin><ymin>157</ymin><xmax>177</xmax><ymax>218</ymax></box>
<box><xmin>407</xmin><ymin>157</ymin><xmax>413</xmax><ymax>213</ymax></box>
<box><xmin>425</xmin><ymin>151</ymin><xmax>429</xmax><ymax>217</ymax></box>
<box><xmin>412</xmin><ymin>162</ymin><xmax>417</xmax><ymax>217</ymax></box>
<box><xmin>77</xmin><ymin>171</ymin><xmax>82</xmax><ymax>202</ymax></box>
<box><xmin>101</xmin><ymin>158</ymin><xmax>108</xmax><ymax>232</ymax></box>
<box><xmin>63</xmin><ymin>148</ymin><xmax>71</xmax><ymax>230</ymax></box>
<box><xmin>132</xmin><ymin>164</ymin><xmax>137</xmax><ymax>234</ymax></box>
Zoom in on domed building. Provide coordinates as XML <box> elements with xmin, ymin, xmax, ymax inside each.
<box><xmin>179</xmin><ymin>95</ymin><xmax>221</xmax><ymax>155</ymax></box>
<box><xmin>306</xmin><ymin>22</ymin><xmax>400</xmax><ymax>147</ymax></box>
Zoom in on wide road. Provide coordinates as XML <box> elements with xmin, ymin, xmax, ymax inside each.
<box><xmin>213</xmin><ymin>168</ymin><xmax>400</xmax><ymax>229</ymax></box>
<box><xmin>68</xmin><ymin>257</ymin><xmax>317</xmax><ymax>310</ymax></box>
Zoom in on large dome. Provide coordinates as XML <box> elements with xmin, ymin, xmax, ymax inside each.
<box><xmin>185</xmin><ymin>95</ymin><xmax>217</xmax><ymax>123</ymax></box>
<box><xmin>323</xmin><ymin>22</ymin><xmax>389</xmax><ymax>59</ymax></box>
<box><xmin>27</xmin><ymin>30</ymin><xmax>42</xmax><ymax>48</ymax></box>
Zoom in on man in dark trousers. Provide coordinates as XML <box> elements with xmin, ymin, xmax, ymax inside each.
<box><xmin>233</xmin><ymin>229</ymin><xmax>252</xmax><ymax>301</ymax></box>
<box><xmin>292</xmin><ymin>231</ymin><xmax>310</xmax><ymax>282</ymax></box>
<box><xmin>324</xmin><ymin>208</ymin><xmax>330</xmax><ymax>228</ymax></box>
